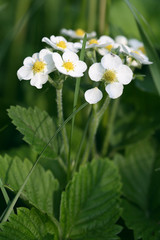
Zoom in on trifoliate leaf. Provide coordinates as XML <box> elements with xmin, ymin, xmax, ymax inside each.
<box><xmin>0</xmin><ymin>155</ymin><xmax>59</xmax><ymax>215</ymax></box>
<box><xmin>115</xmin><ymin>139</ymin><xmax>160</xmax><ymax>240</ymax></box>
<box><xmin>7</xmin><ymin>106</ymin><xmax>58</xmax><ymax>159</ymax></box>
<box><xmin>0</xmin><ymin>207</ymin><xmax>57</xmax><ymax>240</ymax></box>
<box><xmin>60</xmin><ymin>158</ymin><xmax>122</xmax><ymax>240</ymax></box>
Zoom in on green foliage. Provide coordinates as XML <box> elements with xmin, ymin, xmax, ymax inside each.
<box><xmin>124</xmin><ymin>0</ymin><xmax>160</xmax><ymax>96</ymax></box>
<box><xmin>7</xmin><ymin>106</ymin><xmax>58</xmax><ymax>160</ymax></box>
<box><xmin>115</xmin><ymin>139</ymin><xmax>160</xmax><ymax>240</ymax></box>
<box><xmin>0</xmin><ymin>155</ymin><xmax>59</xmax><ymax>215</ymax></box>
<box><xmin>60</xmin><ymin>158</ymin><xmax>122</xmax><ymax>240</ymax></box>
<box><xmin>0</xmin><ymin>207</ymin><xmax>56</xmax><ymax>240</ymax></box>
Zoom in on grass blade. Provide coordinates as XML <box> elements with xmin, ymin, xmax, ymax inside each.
<box><xmin>124</xmin><ymin>0</ymin><xmax>160</xmax><ymax>95</ymax></box>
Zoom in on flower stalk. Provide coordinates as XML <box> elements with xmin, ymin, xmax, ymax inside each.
<box><xmin>56</xmin><ymin>83</ymin><xmax>69</xmax><ymax>158</ymax></box>
<box><xmin>82</xmin><ymin>96</ymin><xmax>110</xmax><ymax>163</ymax></box>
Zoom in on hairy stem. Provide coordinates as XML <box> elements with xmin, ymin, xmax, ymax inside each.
<box><xmin>102</xmin><ymin>98</ymin><xmax>119</xmax><ymax>156</ymax></box>
<box><xmin>82</xmin><ymin>96</ymin><xmax>110</xmax><ymax>163</ymax></box>
<box><xmin>56</xmin><ymin>87</ymin><xmax>69</xmax><ymax>158</ymax></box>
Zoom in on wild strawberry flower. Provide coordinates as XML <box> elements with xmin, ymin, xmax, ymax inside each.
<box><xmin>97</xmin><ymin>36</ymin><xmax>128</xmax><ymax>56</ymax></box>
<box><xmin>17</xmin><ymin>49</ymin><xmax>55</xmax><ymax>89</ymax></box>
<box><xmin>122</xmin><ymin>44</ymin><xmax>152</xmax><ymax>65</ymax></box>
<box><xmin>52</xmin><ymin>50</ymin><xmax>87</xmax><ymax>77</ymax></box>
<box><xmin>74</xmin><ymin>36</ymin><xmax>112</xmax><ymax>50</ymax></box>
<box><xmin>128</xmin><ymin>38</ymin><xmax>145</xmax><ymax>54</ymax></box>
<box><xmin>60</xmin><ymin>28</ymin><xmax>96</xmax><ymax>39</ymax></box>
<box><xmin>85</xmin><ymin>53</ymin><xmax>133</xmax><ymax>102</ymax></box>
<box><xmin>97</xmin><ymin>36</ymin><xmax>115</xmax><ymax>56</ymax></box>
<box><xmin>42</xmin><ymin>35</ymin><xmax>77</xmax><ymax>52</ymax></box>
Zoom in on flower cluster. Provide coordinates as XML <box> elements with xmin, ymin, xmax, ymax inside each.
<box><xmin>17</xmin><ymin>28</ymin><xmax>152</xmax><ymax>103</ymax></box>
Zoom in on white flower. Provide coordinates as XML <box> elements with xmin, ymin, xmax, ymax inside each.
<box><xmin>88</xmin><ymin>53</ymin><xmax>133</xmax><ymax>100</ymax></box>
<box><xmin>52</xmin><ymin>51</ymin><xmax>87</xmax><ymax>77</ymax></box>
<box><xmin>84</xmin><ymin>87</ymin><xmax>103</xmax><ymax>104</ymax></box>
<box><xmin>97</xmin><ymin>36</ymin><xmax>115</xmax><ymax>56</ymax></box>
<box><xmin>128</xmin><ymin>38</ymin><xmax>145</xmax><ymax>53</ymax></box>
<box><xmin>17</xmin><ymin>49</ymin><xmax>55</xmax><ymax>89</ymax></box>
<box><xmin>42</xmin><ymin>35</ymin><xmax>77</xmax><ymax>52</ymax></box>
<box><xmin>122</xmin><ymin>44</ymin><xmax>152</xmax><ymax>65</ymax></box>
<box><xmin>74</xmin><ymin>36</ymin><xmax>112</xmax><ymax>50</ymax></box>
<box><xmin>60</xmin><ymin>28</ymin><xmax>96</xmax><ymax>39</ymax></box>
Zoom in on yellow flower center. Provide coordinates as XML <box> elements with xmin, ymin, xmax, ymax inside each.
<box><xmin>75</xmin><ymin>28</ymin><xmax>85</xmax><ymax>36</ymax></box>
<box><xmin>105</xmin><ymin>44</ymin><xmax>113</xmax><ymax>51</ymax></box>
<box><xmin>132</xmin><ymin>50</ymin><xmax>140</xmax><ymax>55</ymax></box>
<box><xmin>138</xmin><ymin>46</ymin><xmax>146</xmax><ymax>54</ymax></box>
<box><xmin>88</xmin><ymin>39</ymin><xmax>98</xmax><ymax>45</ymax></box>
<box><xmin>62</xmin><ymin>61</ymin><xmax>74</xmax><ymax>71</ymax></box>
<box><xmin>56</xmin><ymin>41</ymin><xmax>67</xmax><ymax>49</ymax></box>
<box><xmin>103</xmin><ymin>70</ymin><xmax>116</xmax><ymax>83</ymax></box>
<box><xmin>32</xmin><ymin>60</ymin><xmax>45</xmax><ymax>73</ymax></box>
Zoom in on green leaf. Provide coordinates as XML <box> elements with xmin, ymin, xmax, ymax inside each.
<box><xmin>7</xmin><ymin>106</ymin><xmax>58</xmax><ymax>159</ymax></box>
<box><xmin>60</xmin><ymin>158</ymin><xmax>122</xmax><ymax>240</ymax></box>
<box><xmin>115</xmin><ymin>139</ymin><xmax>160</xmax><ymax>240</ymax></box>
<box><xmin>0</xmin><ymin>207</ymin><xmax>56</xmax><ymax>240</ymax></box>
<box><xmin>124</xmin><ymin>0</ymin><xmax>160</xmax><ymax>95</ymax></box>
<box><xmin>0</xmin><ymin>155</ymin><xmax>59</xmax><ymax>215</ymax></box>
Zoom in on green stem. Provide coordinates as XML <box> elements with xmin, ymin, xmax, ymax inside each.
<box><xmin>73</xmin><ymin>107</ymin><xmax>92</xmax><ymax>173</ymax></box>
<box><xmin>56</xmin><ymin>87</ymin><xmax>69</xmax><ymax>158</ymax></box>
<box><xmin>82</xmin><ymin>96</ymin><xmax>110</xmax><ymax>163</ymax></box>
<box><xmin>102</xmin><ymin>98</ymin><xmax>119</xmax><ymax>156</ymax></box>
<box><xmin>67</xmin><ymin>34</ymin><xmax>87</xmax><ymax>181</ymax></box>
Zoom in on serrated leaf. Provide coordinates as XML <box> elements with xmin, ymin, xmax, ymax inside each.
<box><xmin>60</xmin><ymin>158</ymin><xmax>122</xmax><ymax>240</ymax></box>
<box><xmin>0</xmin><ymin>155</ymin><xmax>59</xmax><ymax>215</ymax></box>
<box><xmin>115</xmin><ymin>139</ymin><xmax>160</xmax><ymax>240</ymax></box>
<box><xmin>0</xmin><ymin>207</ymin><xmax>56</xmax><ymax>240</ymax></box>
<box><xmin>7</xmin><ymin>106</ymin><xmax>58</xmax><ymax>159</ymax></box>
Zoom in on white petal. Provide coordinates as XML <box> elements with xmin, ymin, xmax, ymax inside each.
<box><xmin>42</xmin><ymin>37</ymin><xmax>55</xmax><ymax>48</ymax></box>
<box><xmin>87</xmin><ymin>31</ymin><xmax>97</xmax><ymax>38</ymax></box>
<box><xmin>101</xmin><ymin>53</ymin><xmax>122</xmax><ymax>70</ymax></box>
<box><xmin>74</xmin><ymin>60</ymin><xmax>87</xmax><ymax>73</ymax></box>
<box><xmin>50</xmin><ymin>36</ymin><xmax>67</xmax><ymax>43</ymax></box>
<box><xmin>115</xmin><ymin>35</ymin><xmax>128</xmax><ymax>45</ymax></box>
<box><xmin>74</xmin><ymin>42</ymin><xmax>82</xmax><ymax>49</ymax></box>
<box><xmin>52</xmin><ymin>53</ymin><xmax>63</xmax><ymax>67</ymax></box>
<box><xmin>98</xmin><ymin>35</ymin><xmax>114</xmax><ymax>44</ymax></box>
<box><xmin>84</xmin><ymin>87</ymin><xmax>103</xmax><ymax>104</ymax></box>
<box><xmin>17</xmin><ymin>66</ymin><xmax>33</xmax><ymax>80</ymax></box>
<box><xmin>128</xmin><ymin>38</ymin><xmax>142</xmax><ymax>49</ymax></box>
<box><xmin>39</xmin><ymin>49</ymin><xmax>51</xmax><ymax>59</ymax></box>
<box><xmin>116</xmin><ymin>65</ymin><xmax>133</xmax><ymax>85</ymax></box>
<box><xmin>39</xmin><ymin>49</ymin><xmax>55</xmax><ymax>73</ymax></box>
<box><xmin>66</xmin><ymin>42</ymin><xmax>78</xmax><ymax>52</ymax></box>
<box><xmin>105</xmin><ymin>82</ymin><xmax>123</xmax><ymax>99</ymax></box>
<box><xmin>88</xmin><ymin>63</ymin><xmax>105</xmax><ymax>82</ymax></box>
<box><xmin>62</xmin><ymin>51</ymin><xmax>79</xmax><ymax>62</ymax></box>
<box><xmin>56</xmin><ymin>66</ymin><xmax>68</xmax><ymax>75</ymax></box>
<box><xmin>30</xmin><ymin>74</ymin><xmax>48</xmax><ymax>89</ymax></box>
<box><xmin>97</xmin><ymin>48</ymin><xmax>108</xmax><ymax>56</ymax></box>
<box><xmin>32</xmin><ymin>52</ymin><xmax>39</xmax><ymax>60</ymax></box>
<box><xmin>23</xmin><ymin>57</ymin><xmax>34</xmax><ymax>67</ymax></box>
<box><xmin>69</xmin><ymin>71</ymin><xmax>83</xmax><ymax>77</ymax></box>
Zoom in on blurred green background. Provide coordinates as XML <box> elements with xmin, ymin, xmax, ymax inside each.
<box><xmin>0</xmin><ymin>0</ymin><xmax>160</xmax><ymax>152</ymax></box>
